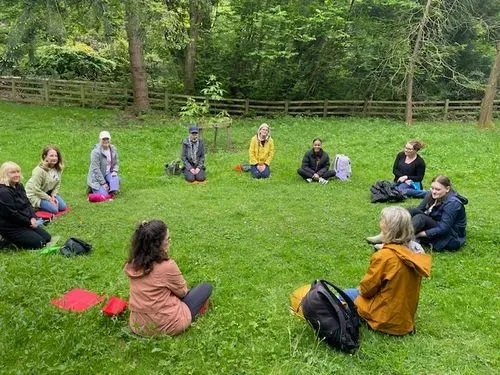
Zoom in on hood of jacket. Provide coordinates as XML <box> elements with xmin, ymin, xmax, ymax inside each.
<box><xmin>383</xmin><ymin>243</ymin><xmax>432</xmax><ymax>278</ymax></box>
<box><xmin>448</xmin><ymin>191</ymin><xmax>468</xmax><ymax>205</ymax></box>
<box><xmin>36</xmin><ymin>162</ymin><xmax>50</xmax><ymax>172</ymax></box>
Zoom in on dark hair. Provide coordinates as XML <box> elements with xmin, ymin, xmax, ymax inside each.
<box><xmin>408</xmin><ymin>140</ymin><xmax>425</xmax><ymax>152</ymax></box>
<box><xmin>128</xmin><ymin>220</ymin><xmax>168</xmax><ymax>274</ymax></box>
<box><xmin>42</xmin><ymin>145</ymin><xmax>64</xmax><ymax>172</ymax></box>
<box><xmin>312</xmin><ymin>138</ymin><xmax>322</xmax><ymax>144</ymax></box>
<box><xmin>432</xmin><ymin>175</ymin><xmax>452</xmax><ymax>188</ymax></box>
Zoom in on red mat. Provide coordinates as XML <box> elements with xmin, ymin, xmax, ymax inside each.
<box><xmin>52</xmin><ymin>288</ymin><xmax>105</xmax><ymax>312</ymax></box>
<box><xmin>35</xmin><ymin>207</ymin><xmax>71</xmax><ymax>219</ymax></box>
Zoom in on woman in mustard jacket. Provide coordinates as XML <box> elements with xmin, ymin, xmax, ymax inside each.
<box><xmin>249</xmin><ymin>123</ymin><xmax>274</xmax><ymax>179</ymax></box>
<box><xmin>344</xmin><ymin>206</ymin><xmax>431</xmax><ymax>335</ymax></box>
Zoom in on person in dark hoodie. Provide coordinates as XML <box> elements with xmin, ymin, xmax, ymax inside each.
<box><xmin>181</xmin><ymin>126</ymin><xmax>206</xmax><ymax>182</ymax></box>
<box><xmin>0</xmin><ymin>161</ymin><xmax>51</xmax><ymax>249</ymax></box>
<box><xmin>368</xmin><ymin>175</ymin><xmax>468</xmax><ymax>251</ymax></box>
<box><xmin>26</xmin><ymin>145</ymin><xmax>67</xmax><ymax>213</ymax></box>
<box><xmin>297</xmin><ymin>138</ymin><xmax>335</xmax><ymax>184</ymax></box>
<box><xmin>345</xmin><ymin>206</ymin><xmax>431</xmax><ymax>335</ymax></box>
<box><xmin>124</xmin><ymin>220</ymin><xmax>212</xmax><ymax>336</ymax></box>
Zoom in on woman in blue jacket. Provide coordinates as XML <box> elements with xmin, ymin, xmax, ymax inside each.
<box><xmin>368</xmin><ymin>175</ymin><xmax>467</xmax><ymax>251</ymax></box>
<box><xmin>297</xmin><ymin>138</ymin><xmax>335</xmax><ymax>184</ymax></box>
<box><xmin>408</xmin><ymin>175</ymin><xmax>467</xmax><ymax>251</ymax></box>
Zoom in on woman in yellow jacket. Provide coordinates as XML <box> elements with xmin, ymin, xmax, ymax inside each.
<box><xmin>249</xmin><ymin>123</ymin><xmax>274</xmax><ymax>179</ymax></box>
<box><xmin>344</xmin><ymin>206</ymin><xmax>432</xmax><ymax>335</ymax></box>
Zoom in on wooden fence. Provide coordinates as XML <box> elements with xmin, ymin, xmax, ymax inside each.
<box><xmin>1</xmin><ymin>76</ymin><xmax>499</xmax><ymax>120</ymax></box>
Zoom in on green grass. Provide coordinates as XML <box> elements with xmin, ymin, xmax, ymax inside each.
<box><xmin>0</xmin><ymin>102</ymin><xmax>498</xmax><ymax>374</ymax></box>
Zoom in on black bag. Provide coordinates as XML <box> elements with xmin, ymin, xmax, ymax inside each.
<box><xmin>59</xmin><ymin>238</ymin><xmax>92</xmax><ymax>257</ymax></box>
<box><xmin>165</xmin><ymin>160</ymin><xmax>182</xmax><ymax>176</ymax></box>
<box><xmin>301</xmin><ymin>280</ymin><xmax>361</xmax><ymax>353</ymax></box>
<box><xmin>370</xmin><ymin>180</ymin><xmax>405</xmax><ymax>203</ymax></box>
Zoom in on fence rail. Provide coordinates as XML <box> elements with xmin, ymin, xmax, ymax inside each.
<box><xmin>0</xmin><ymin>77</ymin><xmax>499</xmax><ymax>120</ymax></box>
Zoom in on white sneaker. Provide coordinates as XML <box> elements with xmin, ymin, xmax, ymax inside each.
<box><xmin>306</xmin><ymin>178</ymin><xmax>312</xmax><ymax>183</ymax></box>
<box><xmin>319</xmin><ymin>177</ymin><xmax>329</xmax><ymax>185</ymax></box>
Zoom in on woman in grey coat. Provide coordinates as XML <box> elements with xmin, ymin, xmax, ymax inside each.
<box><xmin>87</xmin><ymin>131</ymin><xmax>120</xmax><ymax>195</ymax></box>
<box><xmin>181</xmin><ymin>126</ymin><xmax>206</xmax><ymax>182</ymax></box>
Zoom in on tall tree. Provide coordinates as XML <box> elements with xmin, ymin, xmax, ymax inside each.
<box><xmin>124</xmin><ymin>0</ymin><xmax>149</xmax><ymax>112</ymax></box>
<box><xmin>478</xmin><ymin>42</ymin><xmax>500</xmax><ymax>128</ymax></box>
<box><xmin>405</xmin><ymin>0</ymin><xmax>432</xmax><ymax>125</ymax></box>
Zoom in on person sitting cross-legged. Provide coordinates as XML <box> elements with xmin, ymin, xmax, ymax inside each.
<box><xmin>297</xmin><ymin>138</ymin><xmax>335</xmax><ymax>185</ymax></box>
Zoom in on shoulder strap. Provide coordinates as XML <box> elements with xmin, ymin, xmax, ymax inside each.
<box><xmin>315</xmin><ymin>280</ymin><xmax>349</xmax><ymax>336</ymax></box>
<box><xmin>320</xmin><ymin>280</ymin><xmax>358</xmax><ymax>318</ymax></box>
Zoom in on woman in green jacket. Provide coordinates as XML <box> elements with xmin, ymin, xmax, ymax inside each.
<box><xmin>26</xmin><ymin>145</ymin><xmax>67</xmax><ymax>214</ymax></box>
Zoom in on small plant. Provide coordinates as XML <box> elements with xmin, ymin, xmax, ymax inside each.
<box><xmin>179</xmin><ymin>75</ymin><xmax>230</xmax><ymax>122</ymax></box>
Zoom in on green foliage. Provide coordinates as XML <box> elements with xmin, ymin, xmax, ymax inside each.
<box><xmin>29</xmin><ymin>44</ymin><xmax>117</xmax><ymax>80</ymax></box>
<box><xmin>0</xmin><ymin>102</ymin><xmax>499</xmax><ymax>374</ymax></box>
<box><xmin>180</xmin><ymin>74</ymin><xmax>230</xmax><ymax>120</ymax></box>
<box><xmin>0</xmin><ymin>0</ymin><xmax>498</xmax><ymax>101</ymax></box>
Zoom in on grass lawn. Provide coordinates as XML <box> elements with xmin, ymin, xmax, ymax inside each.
<box><xmin>0</xmin><ymin>101</ymin><xmax>498</xmax><ymax>374</ymax></box>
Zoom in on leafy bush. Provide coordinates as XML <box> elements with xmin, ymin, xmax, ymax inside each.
<box><xmin>29</xmin><ymin>44</ymin><xmax>117</xmax><ymax>80</ymax></box>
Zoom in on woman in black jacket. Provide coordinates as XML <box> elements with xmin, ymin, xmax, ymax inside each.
<box><xmin>297</xmin><ymin>138</ymin><xmax>335</xmax><ymax>185</ymax></box>
<box><xmin>393</xmin><ymin>140</ymin><xmax>427</xmax><ymax>198</ymax></box>
<box><xmin>0</xmin><ymin>161</ymin><xmax>51</xmax><ymax>249</ymax></box>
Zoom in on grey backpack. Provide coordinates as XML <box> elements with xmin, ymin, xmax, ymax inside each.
<box><xmin>165</xmin><ymin>160</ymin><xmax>182</xmax><ymax>176</ymax></box>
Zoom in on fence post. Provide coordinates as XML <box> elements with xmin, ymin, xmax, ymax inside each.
<box><xmin>164</xmin><ymin>90</ymin><xmax>170</xmax><ymax>112</ymax></box>
<box><xmin>245</xmin><ymin>99</ymin><xmax>249</xmax><ymax>115</ymax></box>
<box><xmin>284</xmin><ymin>100</ymin><xmax>289</xmax><ymax>115</ymax></box>
<box><xmin>43</xmin><ymin>81</ymin><xmax>49</xmax><ymax>103</ymax></box>
<box><xmin>443</xmin><ymin>99</ymin><xmax>449</xmax><ymax>120</ymax></box>
<box><xmin>11</xmin><ymin>80</ymin><xmax>16</xmax><ymax>100</ymax></box>
<box><xmin>80</xmin><ymin>84</ymin><xmax>85</xmax><ymax>107</ymax></box>
<box><xmin>323</xmin><ymin>100</ymin><xmax>328</xmax><ymax>117</ymax></box>
<box><xmin>123</xmin><ymin>88</ymin><xmax>129</xmax><ymax>107</ymax></box>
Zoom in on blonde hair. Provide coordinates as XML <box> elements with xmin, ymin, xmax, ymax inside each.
<box><xmin>0</xmin><ymin>161</ymin><xmax>22</xmax><ymax>186</ymax></box>
<box><xmin>380</xmin><ymin>206</ymin><xmax>414</xmax><ymax>244</ymax></box>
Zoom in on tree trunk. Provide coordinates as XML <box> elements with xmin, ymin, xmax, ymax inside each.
<box><xmin>405</xmin><ymin>0</ymin><xmax>432</xmax><ymax>126</ymax></box>
<box><xmin>478</xmin><ymin>42</ymin><xmax>500</xmax><ymax>128</ymax></box>
<box><xmin>125</xmin><ymin>0</ymin><xmax>150</xmax><ymax>113</ymax></box>
<box><xmin>184</xmin><ymin>0</ymin><xmax>200</xmax><ymax>95</ymax></box>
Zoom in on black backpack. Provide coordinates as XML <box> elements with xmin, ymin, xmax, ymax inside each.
<box><xmin>59</xmin><ymin>238</ymin><xmax>92</xmax><ymax>257</ymax></box>
<box><xmin>301</xmin><ymin>280</ymin><xmax>361</xmax><ymax>353</ymax></box>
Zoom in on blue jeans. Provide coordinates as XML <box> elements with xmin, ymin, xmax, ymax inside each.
<box><xmin>342</xmin><ymin>288</ymin><xmax>360</xmax><ymax>302</ymax></box>
<box><xmin>396</xmin><ymin>182</ymin><xmax>427</xmax><ymax>198</ymax></box>
<box><xmin>250</xmin><ymin>165</ymin><xmax>270</xmax><ymax>179</ymax></box>
<box><xmin>92</xmin><ymin>173</ymin><xmax>120</xmax><ymax>194</ymax></box>
<box><xmin>39</xmin><ymin>194</ymin><xmax>67</xmax><ymax>213</ymax></box>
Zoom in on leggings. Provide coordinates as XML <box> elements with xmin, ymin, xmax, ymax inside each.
<box><xmin>182</xmin><ymin>283</ymin><xmax>212</xmax><ymax>319</ymax></box>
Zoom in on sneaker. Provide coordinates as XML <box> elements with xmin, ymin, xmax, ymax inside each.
<box><xmin>46</xmin><ymin>235</ymin><xmax>61</xmax><ymax>247</ymax></box>
<box><xmin>366</xmin><ymin>233</ymin><xmax>384</xmax><ymax>244</ymax></box>
<box><xmin>306</xmin><ymin>178</ymin><xmax>312</xmax><ymax>183</ymax></box>
<box><xmin>373</xmin><ymin>243</ymin><xmax>383</xmax><ymax>251</ymax></box>
<box><xmin>319</xmin><ymin>177</ymin><xmax>329</xmax><ymax>185</ymax></box>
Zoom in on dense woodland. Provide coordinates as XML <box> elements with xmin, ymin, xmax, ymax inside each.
<box><xmin>0</xmin><ymin>1</ymin><xmax>498</xmax><ymax>106</ymax></box>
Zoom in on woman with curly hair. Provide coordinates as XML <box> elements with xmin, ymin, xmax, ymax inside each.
<box><xmin>124</xmin><ymin>220</ymin><xmax>212</xmax><ymax>336</ymax></box>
